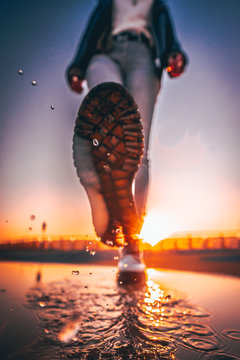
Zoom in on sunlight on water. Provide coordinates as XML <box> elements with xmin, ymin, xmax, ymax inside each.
<box><xmin>20</xmin><ymin>269</ymin><xmax>237</xmax><ymax>359</ymax></box>
<box><xmin>58</xmin><ymin>312</ymin><xmax>81</xmax><ymax>343</ymax></box>
<box><xmin>0</xmin><ymin>263</ymin><xmax>240</xmax><ymax>360</ymax></box>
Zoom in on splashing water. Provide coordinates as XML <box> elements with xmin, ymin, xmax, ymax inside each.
<box><xmin>21</xmin><ymin>267</ymin><xmax>239</xmax><ymax>360</ymax></box>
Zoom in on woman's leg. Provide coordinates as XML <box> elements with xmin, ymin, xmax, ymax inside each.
<box><xmin>86</xmin><ymin>54</ymin><xmax>123</xmax><ymax>89</ymax></box>
<box><xmin>123</xmin><ymin>42</ymin><xmax>160</xmax><ymax>222</ymax></box>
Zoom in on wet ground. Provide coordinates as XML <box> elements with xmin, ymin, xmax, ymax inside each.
<box><xmin>0</xmin><ymin>262</ymin><xmax>240</xmax><ymax>359</ymax></box>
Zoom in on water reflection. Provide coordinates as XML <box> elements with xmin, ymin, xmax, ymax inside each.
<box><xmin>0</xmin><ymin>263</ymin><xmax>239</xmax><ymax>360</ymax></box>
<box><xmin>22</xmin><ymin>271</ymin><xmax>234</xmax><ymax>360</ymax></box>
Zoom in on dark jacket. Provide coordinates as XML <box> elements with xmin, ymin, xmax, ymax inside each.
<box><xmin>66</xmin><ymin>0</ymin><xmax>187</xmax><ymax>83</ymax></box>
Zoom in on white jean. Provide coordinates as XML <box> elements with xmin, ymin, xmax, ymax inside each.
<box><xmin>73</xmin><ymin>39</ymin><xmax>160</xmax><ymax>238</ymax></box>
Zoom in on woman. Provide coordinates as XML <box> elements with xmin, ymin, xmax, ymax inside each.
<box><xmin>66</xmin><ymin>0</ymin><xmax>188</xmax><ymax>279</ymax></box>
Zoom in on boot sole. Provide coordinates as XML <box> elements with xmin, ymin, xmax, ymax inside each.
<box><xmin>73</xmin><ymin>82</ymin><xmax>144</xmax><ymax>238</ymax></box>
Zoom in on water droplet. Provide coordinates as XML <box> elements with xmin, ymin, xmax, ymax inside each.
<box><xmin>123</xmin><ymin>264</ymin><xmax>128</xmax><ymax>268</ymax></box>
<box><xmin>106</xmin><ymin>152</ymin><xmax>111</xmax><ymax>156</ymax></box>
<box><xmin>18</xmin><ymin>68</ymin><xmax>24</xmax><ymax>75</ymax></box>
<box><xmin>86</xmin><ymin>246</ymin><xmax>89</xmax><ymax>252</ymax></box>
<box><xmin>114</xmin><ymin>256</ymin><xmax>119</xmax><ymax>260</ymax></box>
<box><xmin>88</xmin><ymin>241</ymin><xmax>92</xmax><ymax>245</ymax></box>
<box><xmin>72</xmin><ymin>270</ymin><xmax>79</xmax><ymax>275</ymax></box>
<box><xmin>31</xmin><ymin>80</ymin><xmax>37</xmax><ymax>86</ymax></box>
<box><xmin>38</xmin><ymin>301</ymin><xmax>46</xmax><ymax>308</ymax></box>
<box><xmin>93</xmin><ymin>138</ymin><xmax>99</xmax><ymax>146</ymax></box>
<box><xmin>106</xmin><ymin>240</ymin><xmax>113</xmax><ymax>246</ymax></box>
<box><xmin>30</xmin><ymin>214</ymin><xmax>36</xmax><ymax>221</ymax></box>
<box><xmin>10</xmin><ymin>306</ymin><xmax>14</xmax><ymax>311</ymax></box>
<box><xmin>44</xmin><ymin>328</ymin><xmax>49</xmax><ymax>334</ymax></box>
<box><xmin>36</xmin><ymin>271</ymin><xmax>41</xmax><ymax>282</ymax></box>
<box><xmin>90</xmin><ymin>250</ymin><xmax>96</xmax><ymax>256</ymax></box>
<box><xmin>50</xmin><ymin>105</ymin><xmax>55</xmax><ymax>110</ymax></box>
<box><xmin>84</xmin><ymin>285</ymin><xmax>88</xmax><ymax>289</ymax></box>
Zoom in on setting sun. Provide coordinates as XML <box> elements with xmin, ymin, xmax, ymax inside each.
<box><xmin>140</xmin><ymin>210</ymin><xmax>174</xmax><ymax>246</ymax></box>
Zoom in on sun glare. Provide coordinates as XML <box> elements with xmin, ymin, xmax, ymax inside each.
<box><xmin>140</xmin><ymin>211</ymin><xmax>174</xmax><ymax>246</ymax></box>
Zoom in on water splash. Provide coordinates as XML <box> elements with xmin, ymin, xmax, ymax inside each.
<box><xmin>23</xmin><ymin>270</ymin><xmax>235</xmax><ymax>360</ymax></box>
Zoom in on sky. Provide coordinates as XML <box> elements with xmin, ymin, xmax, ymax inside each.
<box><xmin>0</xmin><ymin>0</ymin><xmax>240</xmax><ymax>244</ymax></box>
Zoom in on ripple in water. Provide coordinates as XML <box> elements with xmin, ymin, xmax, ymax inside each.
<box><xmin>221</xmin><ymin>329</ymin><xmax>240</xmax><ymax>341</ymax></box>
<box><xmin>22</xmin><ymin>271</ymin><xmax>238</xmax><ymax>360</ymax></box>
<box><xmin>205</xmin><ymin>353</ymin><xmax>240</xmax><ymax>360</ymax></box>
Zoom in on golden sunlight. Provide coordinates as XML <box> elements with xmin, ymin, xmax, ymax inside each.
<box><xmin>140</xmin><ymin>211</ymin><xmax>174</xmax><ymax>246</ymax></box>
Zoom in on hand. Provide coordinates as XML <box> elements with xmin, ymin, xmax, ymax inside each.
<box><xmin>166</xmin><ymin>52</ymin><xmax>186</xmax><ymax>78</ymax></box>
<box><xmin>70</xmin><ymin>75</ymin><xmax>84</xmax><ymax>93</ymax></box>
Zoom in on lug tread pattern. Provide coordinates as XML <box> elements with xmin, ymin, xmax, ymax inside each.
<box><xmin>74</xmin><ymin>82</ymin><xmax>144</xmax><ymax>238</ymax></box>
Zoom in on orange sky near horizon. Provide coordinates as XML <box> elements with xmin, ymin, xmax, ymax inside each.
<box><xmin>1</xmin><ymin>129</ymin><xmax>240</xmax><ymax>246</ymax></box>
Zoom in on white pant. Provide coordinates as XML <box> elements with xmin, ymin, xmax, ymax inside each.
<box><xmin>73</xmin><ymin>39</ymin><xmax>160</xmax><ymax>237</ymax></box>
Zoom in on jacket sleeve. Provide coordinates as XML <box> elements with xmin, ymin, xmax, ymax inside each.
<box><xmin>66</xmin><ymin>0</ymin><xmax>111</xmax><ymax>83</ymax></box>
<box><xmin>153</xmin><ymin>0</ymin><xmax>188</xmax><ymax>68</ymax></box>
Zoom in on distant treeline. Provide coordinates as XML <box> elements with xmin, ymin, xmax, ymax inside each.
<box><xmin>0</xmin><ymin>234</ymin><xmax>240</xmax><ymax>252</ymax></box>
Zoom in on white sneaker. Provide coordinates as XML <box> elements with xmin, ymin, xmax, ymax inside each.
<box><xmin>117</xmin><ymin>245</ymin><xmax>146</xmax><ymax>285</ymax></box>
<box><xmin>118</xmin><ymin>249</ymin><xmax>146</xmax><ymax>273</ymax></box>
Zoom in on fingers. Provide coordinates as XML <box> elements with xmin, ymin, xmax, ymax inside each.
<box><xmin>167</xmin><ymin>53</ymin><xmax>186</xmax><ymax>78</ymax></box>
<box><xmin>70</xmin><ymin>76</ymin><xmax>84</xmax><ymax>93</ymax></box>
